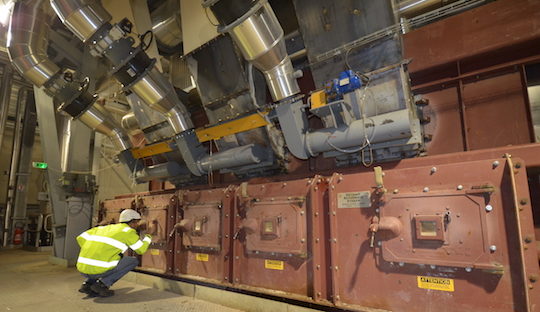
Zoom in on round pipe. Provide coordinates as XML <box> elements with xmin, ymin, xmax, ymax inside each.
<box><xmin>8</xmin><ymin>0</ymin><xmax>60</xmax><ymax>87</ymax></box>
<box><xmin>209</xmin><ymin>0</ymin><xmax>300</xmax><ymax>102</ymax></box>
<box><xmin>78</xmin><ymin>104</ymin><xmax>132</xmax><ymax>150</ymax></box>
<box><xmin>49</xmin><ymin>0</ymin><xmax>111</xmax><ymax>42</ymax></box>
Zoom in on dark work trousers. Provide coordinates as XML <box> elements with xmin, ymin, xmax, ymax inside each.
<box><xmin>81</xmin><ymin>256</ymin><xmax>138</xmax><ymax>287</ymax></box>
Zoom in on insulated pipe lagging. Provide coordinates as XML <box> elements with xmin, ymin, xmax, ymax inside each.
<box><xmin>8</xmin><ymin>0</ymin><xmax>131</xmax><ymax>151</ymax></box>
<box><xmin>8</xmin><ymin>0</ymin><xmax>60</xmax><ymax>87</ymax></box>
<box><xmin>306</xmin><ymin>109</ymin><xmax>413</xmax><ymax>156</ymax></box>
<box><xmin>207</xmin><ymin>0</ymin><xmax>300</xmax><ymax>102</ymax></box>
<box><xmin>78</xmin><ymin>104</ymin><xmax>132</xmax><ymax>150</ymax></box>
<box><xmin>50</xmin><ymin>0</ymin><xmax>194</xmax><ymax>134</ymax></box>
<box><xmin>49</xmin><ymin>0</ymin><xmax>111</xmax><ymax>42</ymax></box>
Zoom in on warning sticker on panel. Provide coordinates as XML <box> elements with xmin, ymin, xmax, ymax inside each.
<box><xmin>150</xmin><ymin>249</ymin><xmax>160</xmax><ymax>256</ymax></box>
<box><xmin>337</xmin><ymin>191</ymin><xmax>371</xmax><ymax>208</ymax></box>
<box><xmin>264</xmin><ymin>260</ymin><xmax>284</xmax><ymax>270</ymax></box>
<box><xmin>196</xmin><ymin>253</ymin><xmax>209</xmax><ymax>262</ymax></box>
<box><xmin>417</xmin><ymin>276</ymin><xmax>454</xmax><ymax>292</ymax></box>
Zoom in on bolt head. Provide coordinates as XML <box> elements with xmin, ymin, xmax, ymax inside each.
<box><xmin>430</xmin><ymin>167</ymin><xmax>437</xmax><ymax>174</ymax></box>
<box><xmin>465</xmin><ymin>267</ymin><xmax>472</xmax><ymax>272</ymax></box>
<box><xmin>485</xmin><ymin>205</ymin><xmax>493</xmax><ymax>212</ymax></box>
<box><xmin>430</xmin><ymin>265</ymin><xmax>436</xmax><ymax>269</ymax></box>
<box><xmin>457</xmin><ymin>185</ymin><xmax>464</xmax><ymax>190</ymax></box>
<box><xmin>489</xmin><ymin>245</ymin><xmax>497</xmax><ymax>252</ymax></box>
<box><xmin>423</xmin><ymin>187</ymin><xmax>430</xmax><ymax>192</ymax></box>
<box><xmin>399</xmin><ymin>262</ymin><xmax>405</xmax><ymax>267</ymax></box>
<box><xmin>492</xmin><ymin>160</ymin><xmax>500</xmax><ymax>168</ymax></box>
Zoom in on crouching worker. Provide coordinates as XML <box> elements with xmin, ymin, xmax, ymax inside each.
<box><xmin>76</xmin><ymin>209</ymin><xmax>152</xmax><ymax>297</ymax></box>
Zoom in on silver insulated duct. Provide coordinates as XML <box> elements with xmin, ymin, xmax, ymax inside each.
<box><xmin>206</xmin><ymin>0</ymin><xmax>300</xmax><ymax>102</ymax></box>
<box><xmin>8</xmin><ymin>0</ymin><xmax>131</xmax><ymax>151</ymax></box>
<box><xmin>50</xmin><ymin>0</ymin><xmax>194</xmax><ymax>134</ymax></box>
<box><xmin>8</xmin><ymin>0</ymin><xmax>60</xmax><ymax>87</ymax></box>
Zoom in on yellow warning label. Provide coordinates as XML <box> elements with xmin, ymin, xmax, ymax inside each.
<box><xmin>150</xmin><ymin>249</ymin><xmax>160</xmax><ymax>256</ymax></box>
<box><xmin>265</xmin><ymin>259</ymin><xmax>284</xmax><ymax>270</ymax></box>
<box><xmin>196</xmin><ymin>253</ymin><xmax>209</xmax><ymax>262</ymax></box>
<box><xmin>417</xmin><ymin>276</ymin><xmax>454</xmax><ymax>292</ymax></box>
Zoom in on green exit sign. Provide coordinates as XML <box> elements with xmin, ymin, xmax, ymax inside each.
<box><xmin>32</xmin><ymin>162</ymin><xmax>48</xmax><ymax>169</ymax></box>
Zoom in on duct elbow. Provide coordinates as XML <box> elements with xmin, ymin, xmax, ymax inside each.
<box><xmin>7</xmin><ymin>0</ymin><xmax>60</xmax><ymax>87</ymax></box>
<box><xmin>78</xmin><ymin>104</ymin><xmax>132</xmax><ymax>151</ymax></box>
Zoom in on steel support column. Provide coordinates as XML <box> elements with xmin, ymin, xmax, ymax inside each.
<box><xmin>33</xmin><ymin>87</ymin><xmax>95</xmax><ymax>263</ymax></box>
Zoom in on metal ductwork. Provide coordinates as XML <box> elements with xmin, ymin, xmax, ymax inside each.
<box><xmin>78</xmin><ymin>104</ymin><xmax>132</xmax><ymax>150</ymax></box>
<box><xmin>50</xmin><ymin>0</ymin><xmax>193</xmax><ymax>134</ymax></box>
<box><xmin>8</xmin><ymin>0</ymin><xmax>131</xmax><ymax>151</ymax></box>
<box><xmin>48</xmin><ymin>0</ymin><xmax>111</xmax><ymax>43</ymax></box>
<box><xmin>8</xmin><ymin>0</ymin><xmax>60</xmax><ymax>87</ymax></box>
<box><xmin>206</xmin><ymin>0</ymin><xmax>300</xmax><ymax>102</ymax></box>
<box><xmin>151</xmin><ymin>0</ymin><xmax>182</xmax><ymax>50</ymax></box>
<box><xmin>50</xmin><ymin>0</ymin><xmax>266</xmax><ymax>177</ymax></box>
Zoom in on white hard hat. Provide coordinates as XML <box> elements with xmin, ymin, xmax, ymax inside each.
<box><xmin>119</xmin><ymin>209</ymin><xmax>141</xmax><ymax>223</ymax></box>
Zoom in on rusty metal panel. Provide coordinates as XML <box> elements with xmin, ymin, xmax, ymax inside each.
<box><xmin>404</xmin><ymin>0</ymin><xmax>540</xmax><ymax>73</ymax></box>
<box><xmin>422</xmin><ymin>87</ymin><xmax>464</xmax><ymax>154</ymax></box>
<box><xmin>173</xmin><ymin>187</ymin><xmax>233</xmax><ymax>283</ymax></box>
<box><xmin>463</xmin><ymin>72</ymin><xmax>533</xmax><ymax>150</ymax></box>
<box><xmin>138</xmin><ymin>193</ymin><xmax>176</xmax><ymax>274</ymax></box>
<box><xmin>99</xmin><ymin>197</ymin><xmax>135</xmax><ymax>224</ymax></box>
<box><xmin>326</xmin><ymin>158</ymin><xmax>540</xmax><ymax>311</ymax></box>
<box><xmin>231</xmin><ymin>178</ymin><xmax>322</xmax><ymax>299</ymax></box>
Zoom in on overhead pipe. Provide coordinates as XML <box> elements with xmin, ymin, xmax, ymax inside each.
<box><xmin>7</xmin><ymin>0</ymin><xmax>131</xmax><ymax>151</ymax></box>
<box><xmin>205</xmin><ymin>0</ymin><xmax>300</xmax><ymax>102</ymax></box>
<box><xmin>50</xmin><ymin>0</ymin><xmax>267</xmax><ymax>176</ymax></box>
<box><xmin>49</xmin><ymin>0</ymin><xmax>193</xmax><ymax>134</ymax></box>
<box><xmin>150</xmin><ymin>0</ymin><xmax>182</xmax><ymax>50</ymax></box>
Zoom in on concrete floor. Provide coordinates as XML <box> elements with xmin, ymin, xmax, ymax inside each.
<box><xmin>0</xmin><ymin>249</ymin><xmax>243</xmax><ymax>312</ymax></box>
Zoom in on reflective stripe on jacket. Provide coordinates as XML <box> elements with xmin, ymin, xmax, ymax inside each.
<box><xmin>76</xmin><ymin>223</ymin><xmax>152</xmax><ymax>275</ymax></box>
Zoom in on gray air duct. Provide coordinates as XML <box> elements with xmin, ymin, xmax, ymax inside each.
<box><xmin>205</xmin><ymin>0</ymin><xmax>300</xmax><ymax>102</ymax></box>
<box><xmin>49</xmin><ymin>0</ymin><xmax>193</xmax><ymax>134</ymax></box>
<box><xmin>8</xmin><ymin>0</ymin><xmax>131</xmax><ymax>151</ymax></box>
<box><xmin>51</xmin><ymin>0</ymin><xmax>266</xmax><ymax>177</ymax></box>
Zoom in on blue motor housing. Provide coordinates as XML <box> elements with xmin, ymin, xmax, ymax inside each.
<box><xmin>325</xmin><ymin>70</ymin><xmax>363</xmax><ymax>99</ymax></box>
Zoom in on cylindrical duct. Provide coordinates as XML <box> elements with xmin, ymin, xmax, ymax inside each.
<box><xmin>130</xmin><ymin>65</ymin><xmax>193</xmax><ymax>133</ymax></box>
<box><xmin>208</xmin><ymin>0</ymin><xmax>300</xmax><ymax>102</ymax></box>
<box><xmin>78</xmin><ymin>104</ymin><xmax>132</xmax><ymax>150</ymax></box>
<box><xmin>51</xmin><ymin>0</ymin><xmax>194</xmax><ymax>135</ymax></box>
<box><xmin>151</xmin><ymin>0</ymin><xmax>182</xmax><ymax>49</ymax></box>
<box><xmin>306</xmin><ymin>109</ymin><xmax>413</xmax><ymax>156</ymax></box>
<box><xmin>197</xmin><ymin>144</ymin><xmax>265</xmax><ymax>173</ymax></box>
<box><xmin>121</xmin><ymin>111</ymin><xmax>140</xmax><ymax>134</ymax></box>
<box><xmin>8</xmin><ymin>0</ymin><xmax>60</xmax><ymax>87</ymax></box>
<box><xmin>49</xmin><ymin>0</ymin><xmax>111</xmax><ymax>42</ymax></box>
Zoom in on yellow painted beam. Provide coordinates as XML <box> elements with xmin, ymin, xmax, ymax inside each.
<box><xmin>196</xmin><ymin>113</ymin><xmax>268</xmax><ymax>143</ymax></box>
<box><xmin>131</xmin><ymin>140</ymin><xmax>173</xmax><ymax>159</ymax></box>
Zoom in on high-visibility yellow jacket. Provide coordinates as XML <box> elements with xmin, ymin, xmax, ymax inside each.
<box><xmin>76</xmin><ymin>223</ymin><xmax>152</xmax><ymax>275</ymax></box>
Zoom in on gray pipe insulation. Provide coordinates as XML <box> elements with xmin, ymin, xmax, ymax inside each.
<box><xmin>7</xmin><ymin>0</ymin><xmax>131</xmax><ymax>151</ymax></box>
<box><xmin>50</xmin><ymin>0</ymin><xmax>268</xmax><ymax>177</ymax></box>
<box><xmin>276</xmin><ymin>98</ymin><xmax>415</xmax><ymax>159</ymax></box>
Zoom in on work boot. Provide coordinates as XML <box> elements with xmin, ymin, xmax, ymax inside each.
<box><xmin>78</xmin><ymin>282</ymin><xmax>93</xmax><ymax>294</ymax></box>
<box><xmin>79</xmin><ymin>281</ymin><xmax>98</xmax><ymax>298</ymax></box>
<box><xmin>90</xmin><ymin>280</ymin><xmax>114</xmax><ymax>297</ymax></box>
